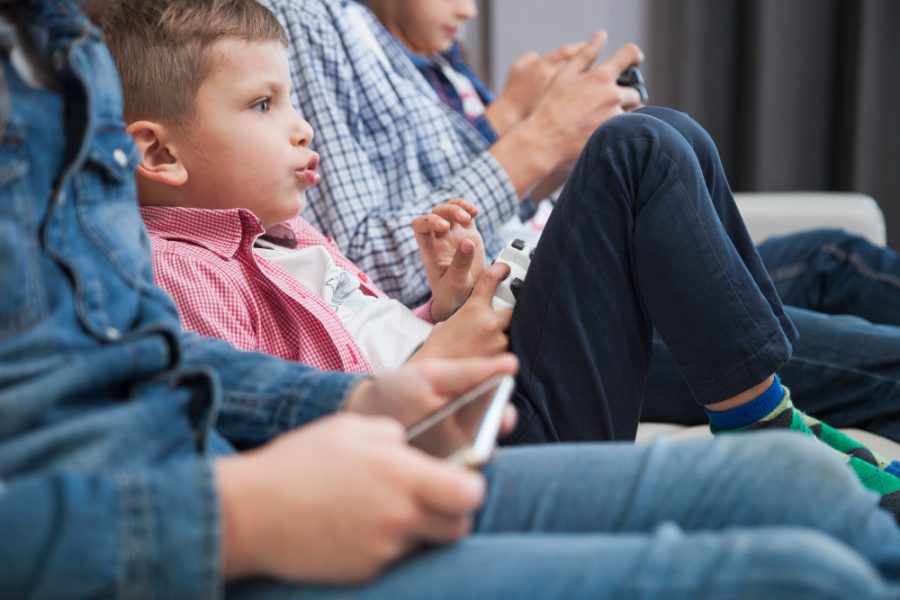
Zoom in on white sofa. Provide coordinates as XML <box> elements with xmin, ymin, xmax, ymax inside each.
<box><xmin>733</xmin><ymin>192</ymin><xmax>887</xmax><ymax>246</ymax></box>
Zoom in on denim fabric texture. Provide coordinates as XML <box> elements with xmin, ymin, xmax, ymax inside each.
<box><xmin>760</xmin><ymin>228</ymin><xmax>900</xmax><ymax>327</ymax></box>
<box><xmin>0</xmin><ymin>2</ymin><xmax>358</xmax><ymax>597</ymax></box>
<box><xmin>230</xmin><ymin>434</ymin><xmax>900</xmax><ymax>599</ymax></box>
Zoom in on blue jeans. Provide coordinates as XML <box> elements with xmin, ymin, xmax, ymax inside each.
<box><xmin>229</xmin><ymin>433</ymin><xmax>900</xmax><ymax>599</ymax></box>
<box><xmin>505</xmin><ymin>106</ymin><xmax>796</xmax><ymax>442</ymax></box>
<box><xmin>762</xmin><ymin>228</ymin><xmax>900</xmax><ymax>326</ymax></box>
<box><xmin>643</xmin><ymin>230</ymin><xmax>900</xmax><ymax>441</ymax></box>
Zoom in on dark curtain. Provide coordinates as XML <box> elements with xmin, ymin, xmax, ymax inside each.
<box><xmin>645</xmin><ymin>0</ymin><xmax>900</xmax><ymax>249</ymax></box>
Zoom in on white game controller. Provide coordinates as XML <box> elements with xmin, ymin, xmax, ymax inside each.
<box><xmin>491</xmin><ymin>238</ymin><xmax>533</xmax><ymax>311</ymax></box>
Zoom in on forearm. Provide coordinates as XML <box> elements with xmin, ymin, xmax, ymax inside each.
<box><xmin>0</xmin><ymin>461</ymin><xmax>219</xmax><ymax>598</ymax></box>
<box><xmin>484</xmin><ymin>94</ymin><xmax>523</xmax><ymax>137</ymax></box>
<box><xmin>489</xmin><ymin>117</ymin><xmax>562</xmax><ymax>199</ymax></box>
<box><xmin>179</xmin><ymin>333</ymin><xmax>361</xmax><ymax>448</ymax></box>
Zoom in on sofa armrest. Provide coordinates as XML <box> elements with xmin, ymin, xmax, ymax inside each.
<box><xmin>734</xmin><ymin>192</ymin><xmax>887</xmax><ymax>246</ymax></box>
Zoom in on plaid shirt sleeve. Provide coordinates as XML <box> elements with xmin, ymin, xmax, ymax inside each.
<box><xmin>263</xmin><ymin>0</ymin><xmax>518</xmax><ymax>306</ymax></box>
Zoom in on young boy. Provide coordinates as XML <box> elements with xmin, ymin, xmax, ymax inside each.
<box><xmin>364</xmin><ymin>0</ymin><xmax>579</xmax><ymax>209</ymax></box>
<box><xmin>365</xmin><ymin>0</ymin><xmax>573</xmax><ymax>143</ymax></box>
<box><xmin>87</xmin><ymin>0</ymin><xmax>900</xmax><ymax>512</ymax></box>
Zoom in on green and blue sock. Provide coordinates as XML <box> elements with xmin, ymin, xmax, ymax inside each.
<box><xmin>707</xmin><ymin>375</ymin><xmax>900</xmax><ymax>518</ymax></box>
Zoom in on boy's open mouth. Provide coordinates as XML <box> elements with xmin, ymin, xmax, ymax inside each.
<box><xmin>296</xmin><ymin>154</ymin><xmax>320</xmax><ymax>185</ymax></box>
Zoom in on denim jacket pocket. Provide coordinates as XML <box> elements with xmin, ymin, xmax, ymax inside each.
<box><xmin>48</xmin><ymin>125</ymin><xmax>153</xmax><ymax>338</ymax></box>
<box><xmin>75</xmin><ymin>124</ymin><xmax>152</xmax><ymax>286</ymax></box>
<box><xmin>0</xmin><ymin>132</ymin><xmax>46</xmax><ymax>338</ymax></box>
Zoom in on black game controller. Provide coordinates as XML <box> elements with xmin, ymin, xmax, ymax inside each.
<box><xmin>616</xmin><ymin>65</ymin><xmax>648</xmax><ymax>103</ymax></box>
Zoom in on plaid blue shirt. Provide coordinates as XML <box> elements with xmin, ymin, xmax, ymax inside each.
<box><xmin>404</xmin><ymin>43</ymin><xmax>499</xmax><ymax>145</ymax></box>
<box><xmin>260</xmin><ymin>0</ymin><xmax>518</xmax><ymax>306</ymax></box>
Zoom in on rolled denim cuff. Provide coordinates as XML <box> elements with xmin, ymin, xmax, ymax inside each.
<box><xmin>284</xmin><ymin>370</ymin><xmax>365</xmax><ymax>427</ymax></box>
<box><xmin>115</xmin><ymin>459</ymin><xmax>220</xmax><ymax>598</ymax></box>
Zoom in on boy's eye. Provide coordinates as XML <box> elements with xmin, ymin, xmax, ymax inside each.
<box><xmin>252</xmin><ymin>97</ymin><xmax>271</xmax><ymax>113</ymax></box>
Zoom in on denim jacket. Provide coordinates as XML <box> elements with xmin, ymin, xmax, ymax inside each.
<box><xmin>0</xmin><ymin>1</ymin><xmax>360</xmax><ymax>597</ymax></box>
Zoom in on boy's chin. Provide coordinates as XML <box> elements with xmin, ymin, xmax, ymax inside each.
<box><xmin>434</xmin><ymin>40</ymin><xmax>454</xmax><ymax>54</ymax></box>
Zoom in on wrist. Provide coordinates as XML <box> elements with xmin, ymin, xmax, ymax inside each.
<box><xmin>342</xmin><ymin>378</ymin><xmax>376</xmax><ymax>414</ymax></box>
<box><xmin>484</xmin><ymin>95</ymin><xmax>523</xmax><ymax>136</ymax></box>
<box><xmin>215</xmin><ymin>456</ymin><xmax>260</xmax><ymax>580</ymax></box>
<box><xmin>490</xmin><ymin>119</ymin><xmax>557</xmax><ymax>198</ymax></box>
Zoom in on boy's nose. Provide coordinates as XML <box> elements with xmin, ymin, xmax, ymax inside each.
<box><xmin>456</xmin><ymin>0</ymin><xmax>477</xmax><ymax>20</ymax></box>
<box><xmin>291</xmin><ymin>115</ymin><xmax>314</xmax><ymax>147</ymax></box>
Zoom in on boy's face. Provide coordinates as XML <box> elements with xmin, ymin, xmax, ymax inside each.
<box><xmin>387</xmin><ymin>0</ymin><xmax>477</xmax><ymax>55</ymax></box>
<box><xmin>173</xmin><ymin>39</ymin><xmax>318</xmax><ymax>228</ymax></box>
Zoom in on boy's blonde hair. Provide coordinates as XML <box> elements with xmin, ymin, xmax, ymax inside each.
<box><xmin>85</xmin><ymin>0</ymin><xmax>288</xmax><ymax>127</ymax></box>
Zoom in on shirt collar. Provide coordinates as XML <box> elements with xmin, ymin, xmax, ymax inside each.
<box><xmin>140</xmin><ymin>205</ymin><xmax>265</xmax><ymax>260</ymax></box>
<box><xmin>401</xmin><ymin>41</ymin><xmax>463</xmax><ymax>71</ymax></box>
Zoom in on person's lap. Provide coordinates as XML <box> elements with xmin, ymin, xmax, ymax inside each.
<box><xmin>227</xmin><ymin>435</ymin><xmax>900</xmax><ymax>598</ymax></box>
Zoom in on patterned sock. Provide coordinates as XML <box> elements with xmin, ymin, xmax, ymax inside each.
<box><xmin>708</xmin><ymin>376</ymin><xmax>900</xmax><ymax>519</ymax></box>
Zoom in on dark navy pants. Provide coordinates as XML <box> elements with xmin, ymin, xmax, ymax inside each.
<box><xmin>643</xmin><ymin>229</ymin><xmax>900</xmax><ymax>441</ymax></box>
<box><xmin>506</xmin><ymin>107</ymin><xmax>797</xmax><ymax>443</ymax></box>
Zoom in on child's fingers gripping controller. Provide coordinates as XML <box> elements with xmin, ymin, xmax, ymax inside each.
<box><xmin>491</xmin><ymin>239</ymin><xmax>533</xmax><ymax>312</ymax></box>
<box><xmin>616</xmin><ymin>65</ymin><xmax>649</xmax><ymax>103</ymax></box>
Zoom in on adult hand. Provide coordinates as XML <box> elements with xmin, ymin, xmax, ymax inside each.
<box><xmin>486</xmin><ymin>42</ymin><xmax>584</xmax><ymax>135</ymax></box>
<box><xmin>347</xmin><ymin>350</ymin><xmax>518</xmax><ymax>427</ymax></box>
<box><xmin>413</xmin><ymin>263</ymin><xmax>513</xmax><ymax>363</ymax></box>
<box><xmin>216</xmin><ymin>413</ymin><xmax>487</xmax><ymax>584</ymax></box>
<box><xmin>491</xmin><ymin>31</ymin><xmax>644</xmax><ymax>197</ymax></box>
<box><xmin>412</xmin><ymin>198</ymin><xmax>486</xmax><ymax>322</ymax></box>
<box><xmin>530</xmin><ymin>31</ymin><xmax>644</xmax><ymax>167</ymax></box>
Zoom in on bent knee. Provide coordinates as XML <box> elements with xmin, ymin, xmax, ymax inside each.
<box><xmin>585</xmin><ymin>112</ymin><xmax>691</xmax><ymax>161</ymax></box>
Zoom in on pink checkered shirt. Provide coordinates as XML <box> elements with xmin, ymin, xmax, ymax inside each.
<box><xmin>142</xmin><ymin>206</ymin><xmax>430</xmax><ymax>375</ymax></box>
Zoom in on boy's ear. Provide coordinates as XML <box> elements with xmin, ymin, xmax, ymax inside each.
<box><xmin>126</xmin><ymin>120</ymin><xmax>189</xmax><ymax>186</ymax></box>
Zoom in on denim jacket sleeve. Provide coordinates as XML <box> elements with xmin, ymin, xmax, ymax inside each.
<box><xmin>0</xmin><ymin>460</ymin><xmax>220</xmax><ymax>598</ymax></box>
<box><xmin>179</xmin><ymin>332</ymin><xmax>365</xmax><ymax>449</ymax></box>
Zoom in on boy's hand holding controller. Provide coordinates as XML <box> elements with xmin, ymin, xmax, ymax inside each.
<box><xmin>491</xmin><ymin>239</ymin><xmax>533</xmax><ymax>311</ymax></box>
<box><xmin>413</xmin><ymin>262</ymin><xmax>513</xmax><ymax>362</ymax></box>
<box><xmin>412</xmin><ymin>198</ymin><xmax>485</xmax><ymax>322</ymax></box>
<box><xmin>216</xmin><ymin>355</ymin><xmax>518</xmax><ymax>584</ymax></box>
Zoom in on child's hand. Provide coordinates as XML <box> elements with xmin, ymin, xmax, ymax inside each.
<box><xmin>412</xmin><ymin>198</ymin><xmax>485</xmax><ymax>322</ymax></box>
<box><xmin>411</xmin><ymin>263</ymin><xmax>513</xmax><ymax>362</ymax></box>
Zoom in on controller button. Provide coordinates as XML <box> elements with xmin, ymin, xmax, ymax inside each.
<box><xmin>510</xmin><ymin>278</ymin><xmax>524</xmax><ymax>298</ymax></box>
<box><xmin>511</xmin><ymin>239</ymin><xmax>525</xmax><ymax>250</ymax></box>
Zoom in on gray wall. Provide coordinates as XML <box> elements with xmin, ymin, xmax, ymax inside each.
<box><xmin>473</xmin><ymin>0</ymin><xmax>655</xmax><ymax>92</ymax></box>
